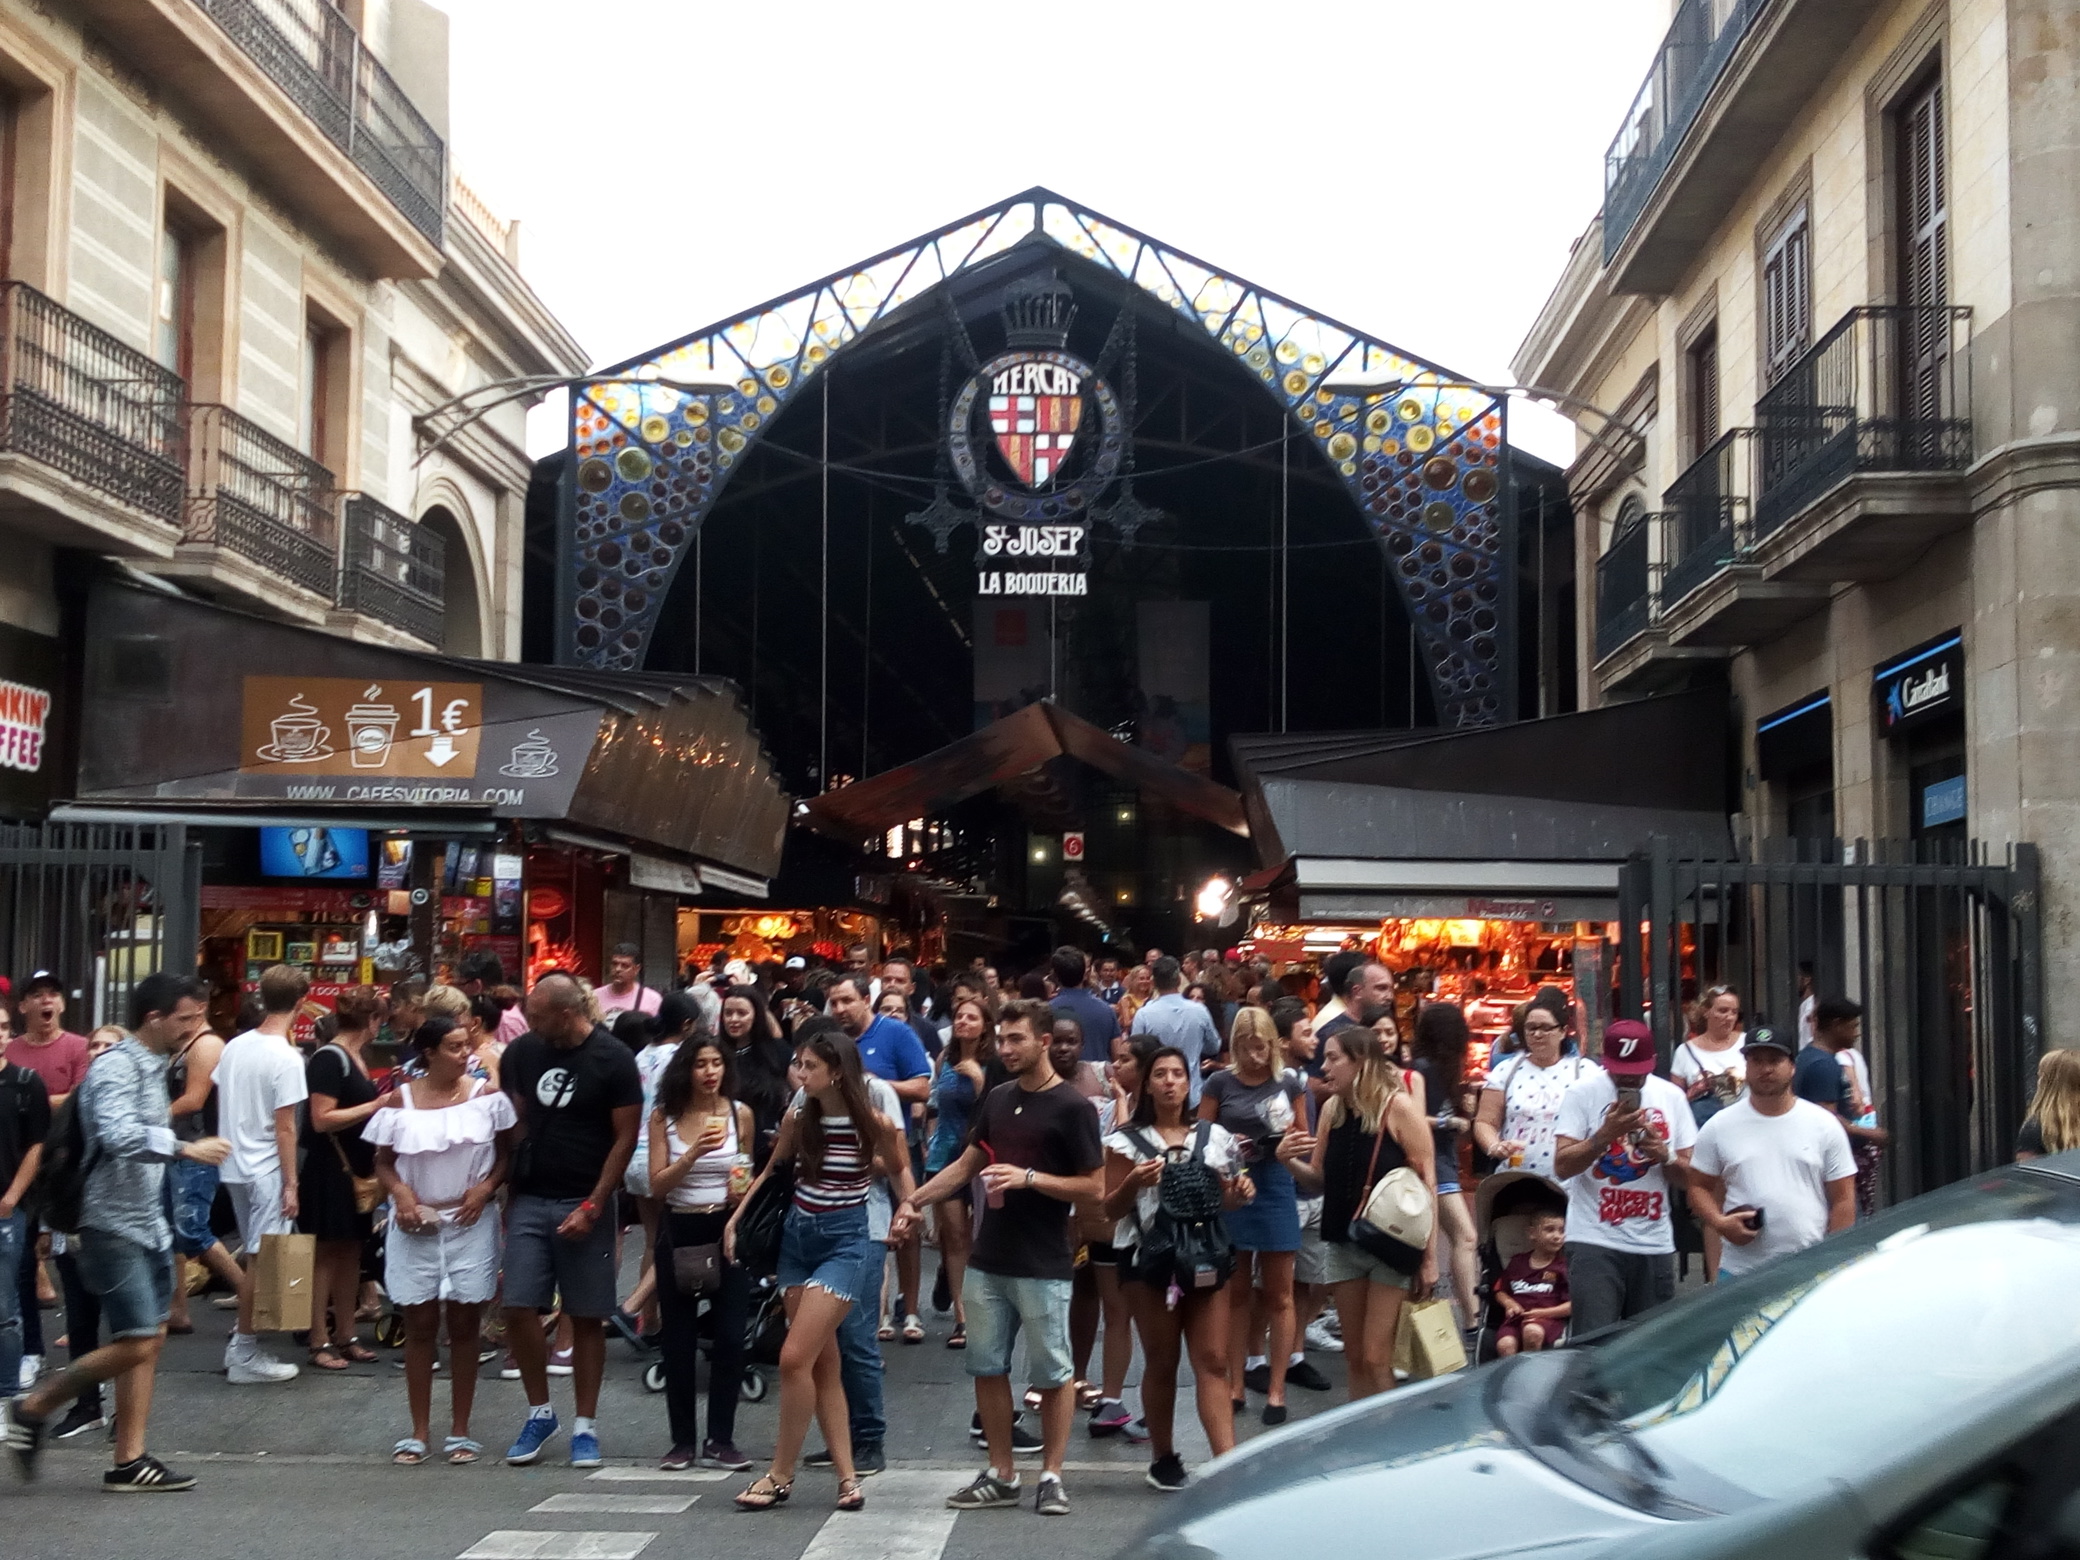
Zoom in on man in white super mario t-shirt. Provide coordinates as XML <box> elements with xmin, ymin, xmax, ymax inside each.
<box><xmin>1552</xmin><ymin>1019</ymin><xmax>1697</xmax><ymax>1336</ymax></box>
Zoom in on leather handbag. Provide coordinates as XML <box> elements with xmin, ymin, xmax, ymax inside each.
<box><xmin>670</xmin><ymin>1240</ymin><xmax>722</xmax><ymax>1296</ymax></box>
<box><xmin>1346</xmin><ymin>1110</ymin><xmax>1433</xmax><ymax>1274</ymax></box>
<box><xmin>330</xmin><ymin>1131</ymin><xmax>383</xmax><ymax>1215</ymax></box>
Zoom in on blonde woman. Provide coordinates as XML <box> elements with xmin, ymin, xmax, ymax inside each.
<box><xmin>2016</xmin><ymin>1049</ymin><xmax>2080</xmax><ymax>1160</ymax></box>
<box><xmin>1116</xmin><ymin>964</ymin><xmax>1154</xmax><ymax>1032</ymax></box>
<box><xmin>1281</xmin><ymin>1025</ymin><xmax>1435</xmax><ymax>1400</ymax></box>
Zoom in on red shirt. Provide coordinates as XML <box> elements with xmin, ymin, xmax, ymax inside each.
<box><xmin>1497</xmin><ymin>1250</ymin><xmax>1570</xmax><ymax>1312</ymax></box>
<box><xmin>9</xmin><ymin>1029</ymin><xmax>91</xmax><ymax>1097</ymax></box>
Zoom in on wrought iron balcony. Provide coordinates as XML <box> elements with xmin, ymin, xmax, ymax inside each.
<box><xmin>1595</xmin><ymin>512</ymin><xmax>1655</xmax><ymax>662</ymax></box>
<box><xmin>0</xmin><ymin>283</ymin><xmax>184</xmax><ymax>524</ymax></box>
<box><xmin>1660</xmin><ymin>429</ymin><xmax>1754</xmax><ymax>606</ymax></box>
<box><xmin>1753</xmin><ymin>305</ymin><xmax>1973</xmax><ymax>539</ymax></box>
<box><xmin>1604</xmin><ymin>0</ymin><xmax>1767</xmax><ymax>260</ymax></box>
<box><xmin>190</xmin><ymin>0</ymin><xmax>444</xmax><ymax>245</ymax></box>
<box><xmin>184</xmin><ymin>404</ymin><xmax>337</xmax><ymax>596</ymax></box>
<box><xmin>337</xmin><ymin>493</ymin><xmax>444</xmax><ymax>644</ymax></box>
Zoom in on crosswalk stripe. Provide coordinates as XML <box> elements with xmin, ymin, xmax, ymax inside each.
<box><xmin>584</xmin><ymin>1467</ymin><xmax>728</xmax><ymax>1483</ymax></box>
<box><xmin>530</xmin><ymin>1494</ymin><xmax>699</xmax><ymax>1515</ymax></box>
<box><xmin>796</xmin><ymin>1472</ymin><xmax>960</xmax><ymax>1560</ymax></box>
<box><xmin>455</xmin><ymin>1533</ymin><xmax>657</xmax><ymax>1560</ymax></box>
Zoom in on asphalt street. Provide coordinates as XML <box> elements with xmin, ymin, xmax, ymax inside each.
<box><xmin>5</xmin><ymin>1275</ymin><xmax>1356</xmax><ymax>1560</ymax></box>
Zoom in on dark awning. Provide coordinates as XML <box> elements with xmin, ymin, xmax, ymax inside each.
<box><xmin>1231</xmin><ymin>690</ymin><xmax>1732</xmax><ymax>920</ymax></box>
<box><xmin>803</xmin><ymin>699</ymin><xmax>1248</xmax><ymax>839</ymax></box>
<box><xmin>71</xmin><ymin>578</ymin><xmax>790</xmax><ymax>884</ymax></box>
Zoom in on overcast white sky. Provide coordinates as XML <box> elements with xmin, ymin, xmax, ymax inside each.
<box><xmin>436</xmin><ymin>1</ymin><xmax>1671</xmax><ymax>466</ymax></box>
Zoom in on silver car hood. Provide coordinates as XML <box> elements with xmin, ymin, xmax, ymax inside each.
<box><xmin>1126</xmin><ymin>1363</ymin><xmax>1665</xmax><ymax>1560</ymax></box>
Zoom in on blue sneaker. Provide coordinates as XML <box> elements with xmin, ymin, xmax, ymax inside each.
<box><xmin>506</xmin><ymin>1412</ymin><xmax>559</xmax><ymax>1465</ymax></box>
<box><xmin>569</xmin><ymin>1430</ymin><xmax>602</xmax><ymax>1469</ymax></box>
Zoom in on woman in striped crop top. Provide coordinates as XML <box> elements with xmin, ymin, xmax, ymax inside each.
<box><xmin>726</xmin><ymin>1024</ymin><xmax>914</xmax><ymax>1515</ymax></box>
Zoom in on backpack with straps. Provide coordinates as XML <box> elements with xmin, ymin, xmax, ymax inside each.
<box><xmin>26</xmin><ymin>1085</ymin><xmax>100</xmax><ymax>1236</ymax></box>
<box><xmin>1126</xmin><ymin>1122</ymin><xmax>1235</xmax><ymax>1293</ymax></box>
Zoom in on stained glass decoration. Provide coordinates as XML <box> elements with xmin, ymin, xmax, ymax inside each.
<box><xmin>564</xmin><ymin>188</ymin><xmax>1511</xmax><ymax>727</ymax></box>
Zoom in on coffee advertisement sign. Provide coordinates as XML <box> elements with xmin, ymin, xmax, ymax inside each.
<box><xmin>242</xmin><ymin>678</ymin><xmax>486</xmax><ymax>778</ymax></box>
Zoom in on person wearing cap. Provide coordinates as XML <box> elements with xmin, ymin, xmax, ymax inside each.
<box><xmin>1551</xmin><ymin>1021</ymin><xmax>1697</xmax><ymax>1336</ymax></box>
<box><xmin>1687</xmin><ymin>1024</ymin><xmax>1856</xmax><ymax>1283</ymax></box>
<box><xmin>10</xmin><ymin>973</ymin><xmax>89</xmax><ymax>1108</ymax></box>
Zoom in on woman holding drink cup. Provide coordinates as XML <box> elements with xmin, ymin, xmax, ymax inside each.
<box><xmin>647</xmin><ymin>1035</ymin><xmax>758</xmax><ymax>1471</ymax></box>
<box><xmin>1470</xmin><ymin>995</ymin><xmax>1594</xmax><ymax>1183</ymax></box>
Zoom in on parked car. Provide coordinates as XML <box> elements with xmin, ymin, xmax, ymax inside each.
<box><xmin>1120</xmin><ymin>1154</ymin><xmax>2080</xmax><ymax>1560</ymax></box>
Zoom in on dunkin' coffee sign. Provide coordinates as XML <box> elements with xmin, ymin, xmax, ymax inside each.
<box><xmin>241</xmin><ymin>677</ymin><xmax>485</xmax><ymax>779</ymax></box>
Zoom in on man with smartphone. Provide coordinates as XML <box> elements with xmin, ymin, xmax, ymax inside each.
<box><xmin>1688</xmin><ymin>1024</ymin><xmax>1857</xmax><ymax>1281</ymax></box>
<box><xmin>1552</xmin><ymin>1021</ymin><xmax>1697</xmax><ymax>1336</ymax></box>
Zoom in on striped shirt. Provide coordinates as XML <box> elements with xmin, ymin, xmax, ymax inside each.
<box><xmin>793</xmin><ymin>1111</ymin><xmax>874</xmax><ymax>1212</ymax></box>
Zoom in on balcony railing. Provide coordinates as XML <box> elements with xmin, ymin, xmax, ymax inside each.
<box><xmin>185</xmin><ymin>404</ymin><xmax>337</xmax><ymax>595</ymax></box>
<box><xmin>0</xmin><ymin>283</ymin><xmax>184</xmax><ymax>523</ymax></box>
<box><xmin>191</xmin><ymin>0</ymin><xmax>444</xmax><ymax>245</ymax></box>
<box><xmin>337</xmin><ymin>493</ymin><xmax>444</xmax><ymax>643</ymax></box>
<box><xmin>1660</xmin><ymin>429</ymin><xmax>1754</xmax><ymax>606</ymax></box>
<box><xmin>1604</xmin><ymin>0</ymin><xmax>1768</xmax><ymax>260</ymax></box>
<box><xmin>1595</xmin><ymin>514</ymin><xmax>1656</xmax><ymax>661</ymax></box>
<box><xmin>1753</xmin><ymin>305</ymin><xmax>1974</xmax><ymax>538</ymax></box>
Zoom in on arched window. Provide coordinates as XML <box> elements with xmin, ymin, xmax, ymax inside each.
<box><xmin>1597</xmin><ymin>495</ymin><xmax>1651</xmax><ymax>643</ymax></box>
<box><xmin>418</xmin><ymin>504</ymin><xmax>482</xmax><ymax>656</ymax></box>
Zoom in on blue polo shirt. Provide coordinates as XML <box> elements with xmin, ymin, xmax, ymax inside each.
<box><xmin>855</xmin><ymin>1013</ymin><xmax>931</xmax><ymax>1084</ymax></box>
<box><xmin>1792</xmin><ymin>1043</ymin><xmax>1852</xmax><ymax>1113</ymax></box>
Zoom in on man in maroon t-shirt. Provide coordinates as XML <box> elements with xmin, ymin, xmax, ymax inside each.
<box><xmin>10</xmin><ymin>973</ymin><xmax>90</xmax><ymax>1106</ymax></box>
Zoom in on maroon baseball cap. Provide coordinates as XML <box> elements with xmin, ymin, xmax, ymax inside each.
<box><xmin>1600</xmin><ymin>1020</ymin><xmax>1657</xmax><ymax>1077</ymax></box>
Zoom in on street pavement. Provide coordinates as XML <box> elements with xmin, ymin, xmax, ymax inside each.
<box><xmin>4</xmin><ymin>1276</ymin><xmax>1356</xmax><ymax>1560</ymax></box>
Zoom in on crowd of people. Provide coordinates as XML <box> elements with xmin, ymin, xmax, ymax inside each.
<box><xmin>0</xmin><ymin>936</ymin><xmax>2068</xmax><ymax>1510</ymax></box>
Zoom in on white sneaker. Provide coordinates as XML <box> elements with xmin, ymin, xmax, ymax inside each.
<box><xmin>17</xmin><ymin>1354</ymin><xmax>41</xmax><ymax>1390</ymax></box>
<box><xmin>1304</xmin><ymin>1318</ymin><xmax>1344</xmax><ymax>1354</ymax></box>
<box><xmin>226</xmin><ymin>1348</ymin><xmax>299</xmax><ymax>1385</ymax></box>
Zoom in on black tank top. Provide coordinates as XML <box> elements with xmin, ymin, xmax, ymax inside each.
<box><xmin>1321</xmin><ymin>1103</ymin><xmax>1405</xmax><ymax>1243</ymax></box>
<box><xmin>167</xmin><ymin>1036</ymin><xmax>216</xmax><ymax>1142</ymax></box>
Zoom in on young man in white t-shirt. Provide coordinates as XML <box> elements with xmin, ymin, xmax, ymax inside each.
<box><xmin>211</xmin><ymin>965</ymin><xmax>311</xmax><ymax>1384</ymax></box>
<box><xmin>1552</xmin><ymin>1020</ymin><xmax>1697</xmax><ymax>1336</ymax></box>
<box><xmin>1687</xmin><ymin>1024</ymin><xmax>1856</xmax><ymax>1281</ymax></box>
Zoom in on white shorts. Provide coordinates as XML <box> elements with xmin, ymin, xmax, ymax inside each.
<box><xmin>384</xmin><ymin>1212</ymin><xmax>502</xmax><ymax>1308</ymax></box>
<box><xmin>226</xmin><ymin>1174</ymin><xmax>292</xmax><ymax>1257</ymax></box>
<box><xmin>623</xmin><ymin>1157</ymin><xmax>652</xmax><ymax>1200</ymax></box>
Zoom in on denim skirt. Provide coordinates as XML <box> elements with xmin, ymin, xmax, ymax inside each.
<box><xmin>775</xmin><ymin>1202</ymin><xmax>873</xmax><ymax>1302</ymax></box>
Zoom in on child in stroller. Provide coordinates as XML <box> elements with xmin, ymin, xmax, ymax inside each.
<box><xmin>1472</xmin><ymin>1170</ymin><xmax>1571</xmax><ymax>1362</ymax></box>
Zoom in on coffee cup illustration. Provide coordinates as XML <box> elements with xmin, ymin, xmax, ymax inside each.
<box><xmin>345</xmin><ymin>686</ymin><xmax>400</xmax><ymax>769</ymax></box>
<box><xmin>260</xmin><ymin>693</ymin><xmax>333</xmax><ymax>764</ymax></box>
<box><xmin>501</xmin><ymin>729</ymin><xmax>559</xmax><ymax>779</ymax></box>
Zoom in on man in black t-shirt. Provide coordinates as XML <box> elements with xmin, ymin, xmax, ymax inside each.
<box><xmin>895</xmin><ymin>1000</ymin><xmax>1102</xmax><ymax>1516</ymax></box>
<box><xmin>499</xmin><ymin>973</ymin><xmax>643</xmax><ymax>1469</ymax></box>
<box><xmin>0</xmin><ymin>1030</ymin><xmax>51</xmax><ymax>1395</ymax></box>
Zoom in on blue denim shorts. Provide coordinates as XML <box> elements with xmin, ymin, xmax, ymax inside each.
<box><xmin>75</xmin><ymin>1229</ymin><xmax>174</xmax><ymax>1340</ymax></box>
<box><xmin>961</xmin><ymin>1268</ymin><xmax>1074</xmax><ymax>1386</ymax></box>
<box><xmin>168</xmin><ymin>1157</ymin><xmax>221</xmax><ymax>1257</ymax></box>
<box><xmin>776</xmin><ymin>1203</ymin><xmax>873</xmax><ymax>1302</ymax></box>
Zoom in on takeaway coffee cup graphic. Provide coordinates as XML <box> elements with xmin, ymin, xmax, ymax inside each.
<box><xmin>501</xmin><ymin>729</ymin><xmax>559</xmax><ymax>779</ymax></box>
<box><xmin>258</xmin><ymin>693</ymin><xmax>333</xmax><ymax>764</ymax></box>
<box><xmin>345</xmin><ymin>686</ymin><xmax>401</xmax><ymax>769</ymax></box>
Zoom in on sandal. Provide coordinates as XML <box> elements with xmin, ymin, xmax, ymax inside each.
<box><xmin>946</xmin><ymin>1323</ymin><xmax>966</xmax><ymax>1350</ymax></box>
<box><xmin>1023</xmin><ymin>1387</ymin><xmax>1044</xmax><ymax>1412</ymax></box>
<box><xmin>836</xmin><ymin>1475</ymin><xmax>866</xmax><ymax>1512</ymax></box>
<box><xmin>392</xmin><ymin>1438</ymin><xmax>429</xmax><ymax>1465</ymax></box>
<box><xmin>340</xmin><ymin>1341</ymin><xmax>379</xmax><ymax>1364</ymax></box>
<box><xmin>309</xmin><ymin>1345</ymin><xmax>350</xmax><ymax>1372</ymax></box>
<box><xmin>1075</xmin><ymin>1380</ymin><xmax>1102</xmax><ymax>1412</ymax></box>
<box><xmin>734</xmin><ymin>1474</ymin><xmax>792</xmax><ymax>1511</ymax></box>
<box><xmin>444</xmin><ymin>1436</ymin><xmax>483</xmax><ymax>1466</ymax></box>
<box><xmin>901</xmin><ymin>1313</ymin><xmax>924</xmax><ymax>1344</ymax></box>
<box><xmin>876</xmin><ymin>1317</ymin><xmax>896</xmax><ymax>1342</ymax></box>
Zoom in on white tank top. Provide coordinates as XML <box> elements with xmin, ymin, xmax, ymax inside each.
<box><xmin>662</xmin><ymin>1107</ymin><xmax>739</xmax><ymax>1208</ymax></box>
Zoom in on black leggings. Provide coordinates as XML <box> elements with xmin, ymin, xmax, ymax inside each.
<box><xmin>54</xmin><ymin>1251</ymin><xmax>103</xmax><ymax>1410</ymax></box>
<box><xmin>655</xmin><ymin>1210</ymin><xmax>750</xmax><ymax>1448</ymax></box>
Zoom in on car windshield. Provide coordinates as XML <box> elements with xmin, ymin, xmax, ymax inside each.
<box><xmin>1550</xmin><ymin>1168</ymin><xmax>2080</xmax><ymax>1507</ymax></box>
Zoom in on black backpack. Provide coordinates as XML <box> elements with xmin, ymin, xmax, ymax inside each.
<box><xmin>1126</xmin><ymin>1123</ymin><xmax>1234</xmax><ymax>1293</ymax></box>
<box><xmin>26</xmin><ymin>1089</ymin><xmax>100</xmax><ymax>1236</ymax></box>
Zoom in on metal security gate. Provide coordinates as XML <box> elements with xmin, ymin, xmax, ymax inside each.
<box><xmin>1617</xmin><ymin>837</ymin><xmax>2042</xmax><ymax>1205</ymax></box>
<box><xmin>0</xmin><ymin>821</ymin><xmax>201</xmax><ymax>1028</ymax></box>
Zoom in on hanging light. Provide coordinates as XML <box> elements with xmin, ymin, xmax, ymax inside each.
<box><xmin>1195</xmin><ymin>875</ymin><xmax>1233</xmax><ymax>923</ymax></box>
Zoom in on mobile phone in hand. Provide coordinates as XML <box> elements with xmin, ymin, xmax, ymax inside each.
<box><xmin>1615</xmin><ymin>1086</ymin><xmax>1642</xmax><ymax>1115</ymax></box>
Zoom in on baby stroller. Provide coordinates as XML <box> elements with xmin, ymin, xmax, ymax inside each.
<box><xmin>1470</xmin><ymin>1170</ymin><xmax>1569</xmax><ymax>1364</ymax></box>
<box><xmin>640</xmin><ymin>1272</ymin><xmax>782</xmax><ymax>1402</ymax></box>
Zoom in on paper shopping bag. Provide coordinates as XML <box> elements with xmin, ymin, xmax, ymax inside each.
<box><xmin>250</xmin><ymin>1232</ymin><xmax>315</xmax><ymax>1333</ymax></box>
<box><xmin>1396</xmin><ymin>1297</ymin><xmax>1468</xmax><ymax>1380</ymax></box>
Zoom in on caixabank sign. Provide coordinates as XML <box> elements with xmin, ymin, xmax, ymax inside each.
<box><xmin>1874</xmin><ymin>630</ymin><xmax>1963</xmax><ymax>739</ymax></box>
